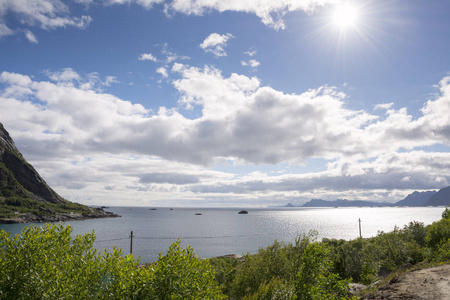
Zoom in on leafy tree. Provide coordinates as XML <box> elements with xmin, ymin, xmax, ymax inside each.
<box><xmin>295</xmin><ymin>242</ymin><xmax>352</xmax><ymax>300</ymax></box>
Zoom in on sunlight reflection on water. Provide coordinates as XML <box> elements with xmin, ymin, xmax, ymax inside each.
<box><xmin>0</xmin><ymin>206</ymin><xmax>444</xmax><ymax>263</ymax></box>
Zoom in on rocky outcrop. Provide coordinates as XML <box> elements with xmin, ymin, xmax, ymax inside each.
<box><xmin>0</xmin><ymin>123</ymin><xmax>65</xmax><ymax>204</ymax></box>
<box><xmin>0</xmin><ymin>122</ymin><xmax>119</xmax><ymax>223</ymax></box>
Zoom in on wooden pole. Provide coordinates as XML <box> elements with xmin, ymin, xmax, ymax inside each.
<box><xmin>358</xmin><ymin>218</ymin><xmax>362</xmax><ymax>238</ymax></box>
<box><xmin>130</xmin><ymin>231</ymin><xmax>133</xmax><ymax>254</ymax></box>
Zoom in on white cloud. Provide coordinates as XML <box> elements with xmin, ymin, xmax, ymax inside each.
<box><xmin>102</xmin><ymin>76</ymin><xmax>119</xmax><ymax>86</ymax></box>
<box><xmin>167</xmin><ymin>0</ymin><xmax>340</xmax><ymax>30</ymax></box>
<box><xmin>139</xmin><ymin>53</ymin><xmax>158</xmax><ymax>62</ymax></box>
<box><xmin>24</xmin><ymin>30</ymin><xmax>38</xmax><ymax>43</ymax></box>
<box><xmin>139</xmin><ymin>172</ymin><xmax>200</xmax><ymax>184</ymax></box>
<box><xmin>1</xmin><ymin>69</ymin><xmax>450</xmax><ymax>205</ymax></box>
<box><xmin>43</xmin><ymin>68</ymin><xmax>119</xmax><ymax>91</ymax></box>
<box><xmin>241</xmin><ymin>59</ymin><xmax>260</xmax><ymax>69</ymax></box>
<box><xmin>158</xmin><ymin>43</ymin><xmax>190</xmax><ymax>63</ymax></box>
<box><xmin>46</xmin><ymin>68</ymin><xmax>81</xmax><ymax>82</ymax></box>
<box><xmin>156</xmin><ymin>67</ymin><xmax>169</xmax><ymax>78</ymax></box>
<box><xmin>245</xmin><ymin>50</ymin><xmax>257</xmax><ymax>56</ymax></box>
<box><xmin>105</xmin><ymin>0</ymin><xmax>164</xmax><ymax>9</ymax></box>
<box><xmin>0</xmin><ymin>0</ymin><xmax>92</xmax><ymax>34</ymax></box>
<box><xmin>0</xmin><ymin>24</ymin><xmax>14</xmax><ymax>38</ymax></box>
<box><xmin>190</xmin><ymin>151</ymin><xmax>450</xmax><ymax>198</ymax></box>
<box><xmin>374</xmin><ymin>102</ymin><xmax>393</xmax><ymax>110</ymax></box>
<box><xmin>200</xmin><ymin>33</ymin><xmax>234</xmax><ymax>57</ymax></box>
<box><xmin>73</xmin><ymin>0</ymin><xmax>95</xmax><ymax>5</ymax></box>
<box><xmin>0</xmin><ymin>72</ymin><xmax>33</xmax><ymax>86</ymax></box>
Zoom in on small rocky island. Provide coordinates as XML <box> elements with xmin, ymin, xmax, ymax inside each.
<box><xmin>0</xmin><ymin>122</ymin><xmax>119</xmax><ymax>224</ymax></box>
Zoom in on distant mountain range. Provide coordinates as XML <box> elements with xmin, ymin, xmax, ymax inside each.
<box><xmin>301</xmin><ymin>199</ymin><xmax>390</xmax><ymax>208</ymax></box>
<box><xmin>285</xmin><ymin>186</ymin><xmax>450</xmax><ymax>208</ymax></box>
<box><xmin>395</xmin><ymin>190</ymin><xmax>438</xmax><ymax>206</ymax></box>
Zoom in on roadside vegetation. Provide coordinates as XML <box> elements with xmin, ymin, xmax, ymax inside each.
<box><xmin>2</xmin><ymin>208</ymin><xmax>450</xmax><ymax>299</ymax></box>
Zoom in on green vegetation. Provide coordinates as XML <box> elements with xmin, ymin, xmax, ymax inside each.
<box><xmin>209</xmin><ymin>208</ymin><xmax>450</xmax><ymax>299</ymax></box>
<box><xmin>1</xmin><ymin>209</ymin><xmax>450</xmax><ymax>299</ymax></box>
<box><xmin>0</xmin><ymin>161</ymin><xmax>92</xmax><ymax>218</ymax></box>
<box><xmin>0</xmin><ymin>196</ymin><xmax>92</xmax><ymax>218</ymax></box>
<box><xmin>0</xmin><ymin>162</ymin><xmax>30</xmax><ymax>200</ymax></box>
<box><xmin>0</xmin><ymin>224</ymin><xmax>224</xmax><ymax>299</ymax></box>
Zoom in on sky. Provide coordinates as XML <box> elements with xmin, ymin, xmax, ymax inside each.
<box><xmin>1</xmin><ymin>0</ymin><xmax>450</xmax><ymax>207</ymax></box>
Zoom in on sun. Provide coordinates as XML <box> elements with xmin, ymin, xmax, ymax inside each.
<box><xmin>332</xmin><ymin>3</ymin><xmax>359</xmax><ymax>30</ymax></box>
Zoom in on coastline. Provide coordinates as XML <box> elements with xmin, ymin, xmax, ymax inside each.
<box><xmin>0</xmin><ymin>207</ymin><xmax>120</xmax><ymax>224</ymax></box>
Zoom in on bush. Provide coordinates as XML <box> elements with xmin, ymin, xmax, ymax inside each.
<box><xmin>0</xmin><ymin>224</ymin><xmax>223</xmax><ymax>299</ymax></box>
<box><xmin>228</xmin><ymin>233</ymin><xmax>315</xmax><ymax>299</ymax></box>
<box><xmin>150</xmin><ymin>239</ymin><xmax>224</xmax><ymax>299</ymax></box>
<box><xmin>243</xmin><ymin>277</ymin><xmax>294</xmax><ymax>300</ymax></box>
<box><xmin>295</xmin><ymin>242</ymin><xmax>352</xmax><ymax>300</ymax></box>
<box><xmin>426</xmin><ymin>218</ymin><xmax>450</xmax><ymax>250</ymax></box>
<box><xmin>0</xmin><ymin>224</ymin><xmax>147</xmax><ymax>299</ymax></box>
<box><xmin>209</xmin><ymin>256</ymin><xmax>240</xmax><ymax>295</ymax></box>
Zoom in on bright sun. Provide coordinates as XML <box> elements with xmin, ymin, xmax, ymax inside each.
<box><xmin>332</xmin><ymin>3</ymin><xmax>359</xmax><ymax>30</ymax></box>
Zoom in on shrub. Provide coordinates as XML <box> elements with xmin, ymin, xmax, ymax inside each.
<box><xmin>228</xmin><ymin>233</ymin><xmax>315</xmax><ymax>299</ymax></box>
<box><xmin>149</xmin><ymin>239</ymin><xmax>224</xmax><ymax>299</ymax></box>
<box><xmin>295</xmin><ymin>242</ymin><xmax>352</xmax><ymax>300</ymax></box>
<box><xmin>243</xmin><ymin>277</ymin><xmax>295</xmax><ymax>300</ymax></box>
<box><xmin>426</xmin><ymin>218</ymin><xmax>450</xmax><ymax>250</ymax></box>
<box><xmin>0</xmin><ymin>224</ymin><xmax>223</xmax><ymax>299</ymax></box>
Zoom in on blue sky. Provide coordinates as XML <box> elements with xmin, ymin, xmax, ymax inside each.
<box><xmin>1</xmin><ymin>0</ymin><xmax>450</xmax><ymax>207</ymax></box>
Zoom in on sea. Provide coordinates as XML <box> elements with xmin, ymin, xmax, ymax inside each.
<box><xmin>0</xmin><ymin>206</ymin><xmax>445</xmax><ymax>263</ymax></box>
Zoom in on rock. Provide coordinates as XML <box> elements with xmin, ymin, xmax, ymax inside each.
<box><xmin>349</xmin><ymin>283</ymin><xmax>367</xmax><ymax>297</ymax></box>
<box><xmin>0</xmin><ymin>122</ymin><xmax>120</xmax><ymax>223</ymax></box>
<box><xmin>0</xmin><ymin>123</ymin><xmax>66</xmax><ymax>204</ymax></box>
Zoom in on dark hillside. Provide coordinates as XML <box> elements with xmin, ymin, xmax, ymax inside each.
<box><xmin>0</xmin><ymin>122</ymin><xmax>118</xmax><ymax>222</ymax></box>
<box><xmin>395</xmin><ymin>190</ymin><xmax>437</xmax><ymax>206</ymax></box>
<box><xmin>0</xmin><ymin>123</ymin><xmax>65</xmax><ymax>204</ymax></box>
<box><xmin>425</xmin><ymin>186</ymin><xmax>450</xmax><ymax>206</ymax></box>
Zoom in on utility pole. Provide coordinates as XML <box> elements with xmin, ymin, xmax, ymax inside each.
<box><xmin>358</xmin><ymin>218</ymin><xmax>362</xmax><ymax>238</ymax></box>
<box><xmin>130</xmin><ymin>231</ymin><xmax>133</xmax><ymax>254</ymax></box>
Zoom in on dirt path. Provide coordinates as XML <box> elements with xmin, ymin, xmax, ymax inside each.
<box><xmin>365</xmin><ymin>264</ymin><xmax>450</xmax><ymax>299</ymax></box>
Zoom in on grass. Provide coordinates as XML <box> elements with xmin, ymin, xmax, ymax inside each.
<box><xmin>0</xmin><ymin>197</ymin><xmax>92</xmax><ymax>218</ymax></box>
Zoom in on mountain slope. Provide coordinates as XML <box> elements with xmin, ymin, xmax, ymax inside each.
<box><xmin>302</xmin><ymin>199</ymin><xmax>389</xmax><ymax>207</ymax></box>
<box><xmin>395</xmin><ymin>190</ymin><xmax>437</xmax><ymax>206</ymax></box>
<box><xmin>0</xmin><ymin>122</ymin><xmax>118</xmax><ymax>223</ymax></box>
<box><xmin>0</xmin><ymin>123</ymin><xmax>66</xmax><ymax>204</ymax></box>
<box><xmin>425</xmin><ymin>186</ymin><xmax>450</xmax><ymax>206</ymax></box>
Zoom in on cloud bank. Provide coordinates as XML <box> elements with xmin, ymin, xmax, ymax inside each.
<box><xmin>1</xmin><ymin>67</ymin><xmax>449</xmax><ymax>205</ymax></box>
<box><xmin>0</xmin><ymin>0</ymin><xmax>92</xmax><ymax>36</ymax></box>
<box><xmin>0</xmin><ymin>0</ymin><xmax>340</xmax><ymax>39</ymax></box>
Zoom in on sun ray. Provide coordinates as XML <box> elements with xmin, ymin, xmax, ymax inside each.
<box><xmin>332</xmin><ymin>3</ymin><xmax>359</xmax><ymax>30</ymax></box>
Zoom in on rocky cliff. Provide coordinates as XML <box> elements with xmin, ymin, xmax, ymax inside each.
<box><xmin>0</xmin><ymin>123</ymin><xmax>66</xmax><ymax>204</ymax></box>
<box><xmin>0</xmin><ymin>122</ymin><xmax>119</xmax><ymax>223</ymax></box>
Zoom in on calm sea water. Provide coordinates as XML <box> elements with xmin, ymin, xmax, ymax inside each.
<box><xmin>0</xmin><ymin>206</ymin><xmax>445</xmax><ymax>263</ymax></box>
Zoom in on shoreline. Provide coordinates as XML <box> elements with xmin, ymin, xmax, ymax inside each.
<box><xmin>0</xmin><ymin>208</ymin><xmax>120</xmax><ymax>224</ymax></box>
